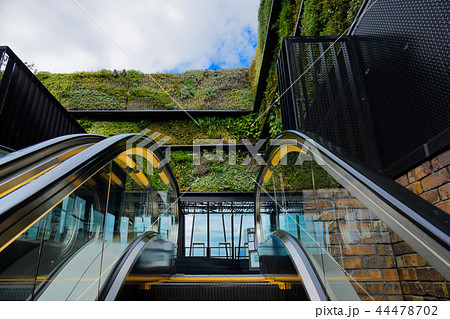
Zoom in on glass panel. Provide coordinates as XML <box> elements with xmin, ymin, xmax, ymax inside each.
<box><xmin>259</xmin><ymin>236</ymin><xmax>301</xmax><ymax>276</ymax></box>
<box><xmin>233</xmin><ymin>212</ymin><xmax>254</xmax><ymax>259</ymax></box>
<box><xmin>34</xmin><ymin>164</ymin><xmax>111</xmax><ymax>301</ymax></box>
<box><xmin>185</xmin><ymin>213</ymin><xmax>207</xmax><ymax>257</ymax></box>
<box><xmin>0</xmin><ymin>145</ymin><xmax>179</xmax><ymax>300</ymax></box>
<box><xmin>182</xmin><ymin>201</ymin><xmax>255</xmax><ymax>259</ymax></box>
<box><xmin>209</xmin><ymin>213</ymin><xmax>232</xmax><ymax>258</ymax></box>
<box><xmin>0</xmin><ymin>163</ymin><xmax>111</xmax><ymax>301</ymax></box>
<box><xmin>258</xmin><ymin>146</ymin><xmax>450</xmax><ymax>301</ymax></box>
<box><xmin>97</xmin><ymin>150</ymin><xmax>178</xmax><ymax>290</ymax></box>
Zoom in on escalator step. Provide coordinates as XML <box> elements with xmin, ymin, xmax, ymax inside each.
<box><xmin>143</xmin><ymin>282</ymin><xmax>307</xmax><ymax>301</ymax></box>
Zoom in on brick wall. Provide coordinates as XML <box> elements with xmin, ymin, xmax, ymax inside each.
<box><xmin>299</xmin><ymin>184</ymin><xmax>449</xmax><ymax>300</ymax></box>
<box><xmin>300</xmin><ymin>189</ymin><xmax>403</xmax><ymax>300</ymax></box>
<box><xmin>389</xmin><ymin>232</ymin><xmax>449</xmax><ymax>301</ymax></box>
<box><xmin>393</xmin><ymin>149</ymin><xmax>450</xmax><ymax>300</ymax></box>
<box><xmin>395</xmin><ymin>150</ymin><xmax>450</xmax><ymax>214</ymax></box>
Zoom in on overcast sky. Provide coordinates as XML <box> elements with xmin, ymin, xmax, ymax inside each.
<box><xmin>0</xmin><ymin>0</ymin><xmax>259</xmax><ymax>73</ymax></box>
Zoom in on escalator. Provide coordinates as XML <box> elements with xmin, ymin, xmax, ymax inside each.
<box><xmin>254</xmin><ymin>131</ymin><xmax>450</xmax><ymax>301</ymax></box>
<box><xmin>0</xmin><ymin>130</ymin><xmax>449</xmax><ymax>301</ymax></box>
<box><xmin>0</xmin><ymin>133</ymin><xmax>180</xmax><ymax>300</ymax></box>
<box><xmin>0</xmin><ymin>146</ymin><xmax>14</xmax><ymax>158</ymax></box>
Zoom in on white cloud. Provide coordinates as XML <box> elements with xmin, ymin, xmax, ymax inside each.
<box><xmin>0</xmin><ymin>0</ymin><xmax>259</xmax><ymax>73</ymax></box>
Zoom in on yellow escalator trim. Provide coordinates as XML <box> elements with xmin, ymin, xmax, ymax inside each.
<box><xmin>126</xmin><ymin>275</ymin><xmax>302</xmax><ymax>291</ymax></box>
<box><xmin>263</xmin><ymin>170</ymin><xmax>273</xmax><ymax>183</ymax></box>
<box><xmin>270</xmin><ymin>145</ymin><xmax>305</xmax><ymax>166</ymax></box>
<box><xmin>158</xmin><ymin>171</ymin><xmax>170</xmax><ymax>185</ymax></box>
<box><xmin>0</xmin><ymin>163</ymin><xmax>58</xmax><ymax>199</ymax></box>
<box><xmin>125</xmin><ymin>148</ymin><xmax>160</xmax><ymax>168</ymax></box>
<box><xmin>262</xmin><ymin>145</ymin><xmax>306</xmax><ymax>184</ymax></box>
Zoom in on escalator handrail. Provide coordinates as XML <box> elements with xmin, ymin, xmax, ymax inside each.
<box><xmin>0</xmin><ymin>134</ymin><xmax>105</xmax><ymax>180</ymax></box>
<box><xmin>0</xmin><ymin>133</ymin><xmax>179</xmax><ymax>252</ymax></box>
<box><xmin>268</xmin><ymin>230</ymin><xmax>329</xmax><ymax>301</ymax></box>
<box><xmin>0</xmin><ymin>145</ymin><xmax>15</xmax><ymax>154</ymax></box>
<box><xmin>257</xmin><ymin>130</ymin><xmax>450</xmax><ymax>246</ymax></box>
<box><xmin>97</xmin><ymin>231</ymin><xmax>162</xmax><ymax>301</ymax></box>
<box><xmin>255</xmin><ymin>130</ymin><xmax>450</xmax><ymax>279</ymax></box>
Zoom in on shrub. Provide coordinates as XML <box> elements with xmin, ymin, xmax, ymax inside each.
<box><xmin>171</xmin><ymin>150</ymin><xmax>193</xmax><ymax>163</ymax></box>
<box><xmin>69</xmin><ymin>89</ymin><xmax>122</xmax><ymax>110</ymax></box>
<box><xmin>221</xmin><ymin>113</ymin><xmax>260</xmax><ymax>142</ymax></box>
<box><xmin>77</xmin><ymin>118</ymin><xmax>93</xmax><ymax>130</ymax></box>
<box><xmin>201</xmin><ymin>87</ymin><xmax>219</xmax><ymax>102</ymax></box>
<box><xmin>180</xmin><ymin>78</ymin><xmax>196</xmax><ymax>100</ymax></box>
<box><xmin>84</xmin><ymin>121</ymin><xmax>142</xmax><ymax>136</ymax></box>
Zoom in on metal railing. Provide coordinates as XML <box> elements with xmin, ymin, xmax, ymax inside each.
<box><xmin>276</xmin><ymin>0</ymin><xmax>450</xmax><ymax>176</ymax></box>
<box><xmin>186</xmin><ymin>244</ymin><xmax>249</xmax><ymax>259</ymax></box>
<box><xmin>277</xmin><ymin>36</ymin><xmax>381</xmax><ymax>171</ymax></box>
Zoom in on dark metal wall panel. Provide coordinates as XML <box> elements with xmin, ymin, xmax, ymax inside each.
<box><xmin>0</xmin><ymin>46</ymin><xmax>85</xmax><ymax>150</ymax></box>
<box><xmin>277</xmin><ymin>36</ymin><xmax>381</xmax><ymax>171</ymax></box>
<box><xmin>351</xmin><ymin>0</ymin><xmax>450</xmax><ymax>173</ymax></box>
<box><xmin>277</xmin><ymin>0</ymin><xmax>449</xmax><ymax>175</ymax></box>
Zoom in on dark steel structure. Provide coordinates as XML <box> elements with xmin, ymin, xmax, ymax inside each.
<box><xmin>277</xmin><ymin>36</ymin><xmax>381</xmax><ymax>171</ymax></box>
<box><xmin>350</xmin><ymin>0</ymin><xmax>450</xmax><ymax>176</ymax></box>
<box><xmin>276</xmin><ymin>0</ymin><xmax>450</xmax><ymax>176</ymax></box>
<box><xmin>0</xmin><ymin>46</ymin><xmax>84</xmax><ymax>151</ymax></box>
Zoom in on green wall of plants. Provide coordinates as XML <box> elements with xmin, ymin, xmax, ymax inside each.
<box><xmin>37</xmin><ymin>67</ymin><xmax>254</xmax><ymax>111</ymax></box>
<box><xmin>79</xmin><ymin>115</ymin><xmax>261</xmax><ymax>192</ymax></box>
<box><xmin>80</xmin><ymin>113</ymin><xmax>260</xmax><ymax>144</ymax></box>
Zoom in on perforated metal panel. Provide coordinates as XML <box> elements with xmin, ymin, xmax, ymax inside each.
<box><xmin>277</xmin><ymin>36</ymin><xmax>381</xmax><ymax>170</ymax></box>
<box><xmin>277</xmin><ymin>0</ymin><xmax>449</xmax><ymax>175</ymax></box>
<box><xmin>351</xmin><ymin>0</ymin><xmax>450</xmax><ymax>172</ymax></box>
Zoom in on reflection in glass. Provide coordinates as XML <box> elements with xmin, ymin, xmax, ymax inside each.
<box><xmin>0</xmin><ymin>146</ymin><xmax>178</xmax><ymax>300</ymax></box>
<box><xmin>257</xmin><ymin>144</ymin><xmax>448</xmax><ymax>301</ymax></box>
<box><xmin>183</xmin><ymin>201</ymin><xmax>255</xmax><ymax>259</ymax></box>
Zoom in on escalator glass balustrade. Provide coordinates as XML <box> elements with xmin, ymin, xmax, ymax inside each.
<box><xmin>255</xmin><ymin>131</ymin><xmax>450</xmax><ymax>301</ymax></box>
<box><xmin>0</xmin><ymin>134</ymin><xmax>179</xmax><ymax>300</ymax></box>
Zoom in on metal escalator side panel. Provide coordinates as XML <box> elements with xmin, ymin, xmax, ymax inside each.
<box><xmin>0</xmin><ymin>143</ymin><xmax>97</xmax><ymax>199</ymax></box>
<box><xmin>0</xmin><ymin>134</ymin><xmax>105</xmax><ymax>179</ymax></box>
<box><xmin>261</xmin><ymin>230</ymin><xmax>360</xmax><ymax>301</ymax></box>
<box><xmin>0</xmin><ymin>134</ymin><xmax>105</xmax><ymax>199</ymax></box>
<box><xmin>0</xmin><ymin>145</ymin><xmax>14</xmax><ymax>158</ymax></box>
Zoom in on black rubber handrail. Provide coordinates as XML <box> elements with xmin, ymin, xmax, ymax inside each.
<box><xmin>0</xmin><ymin>134</ymin><xmax>105</xmax><ymax>180</ymax></box>
<box><xmin>255</xmin><ymin>130</ymin><xmax>450</xmax><ymax>279</ymax></box>
<box><xmin>0</xmin><ymin>145</ymin><xmax>15</xmax><ymax>153</ymax></box>
<box><xmin>0</xmin><ymin>133</ymin><xmax>180</xmax><ymax>252</ymax></box>
<box><xmin>97</xmin><ymin>231</ymin><xmax>162</xmax><ymax>301</ymax></box>
<box><xmin>266</xmin><ymin>230</ymin><xmax>330</xmax><ymax>301</ymax></box>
